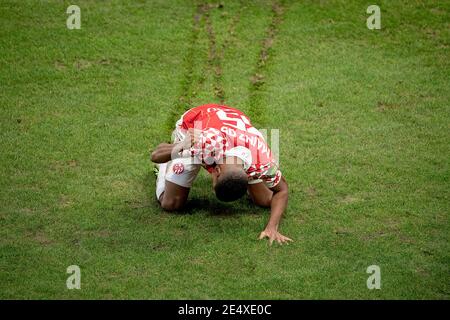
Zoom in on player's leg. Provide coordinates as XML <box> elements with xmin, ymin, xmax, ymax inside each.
<box><xmin>247</xmin><ymin>181</ymin><xmax>273</xmax><ymax>208</ymax></box>
<box><xmin>159</xmin><ymin>180</ymin><xmax>190</xmax><ymax>211</ymax></box>
<box><xmin>155</xmin><ymin>158</ymin><xmax>200</xmax><ymax>211</ymax></box>
<box><xmin>154</xmin><ymin>117</ymin><xmax>198</xmax><ymax>211</ymax></box>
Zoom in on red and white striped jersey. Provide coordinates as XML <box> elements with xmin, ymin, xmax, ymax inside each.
<box><xmin>179</xmin><ymin>104</ymin><xmax>282</xmax><ymax>188</ymax></box>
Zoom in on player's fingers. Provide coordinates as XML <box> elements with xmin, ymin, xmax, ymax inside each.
<box><xmin>269</xmin><ymin>237</ymin><xmax>274</xmax><ymax>246</ymax></box>
<box><xmin>274</xmin><ymin>236</ymin><xmax>286</xmax><ymax>245</ymax></box>
<box><xmin>258</xmin><ymin>232</ymin><xmax>267</xmax><ymax>240</ymax></box>
<box><xmin>282</xmin><ymin>236</ymin><xmax>293</xmax><ymax>242</ymax></box>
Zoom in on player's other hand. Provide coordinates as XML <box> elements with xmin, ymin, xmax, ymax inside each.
<box><xmin>187</xmin><ymin>128</ymin><xmax>202</xmax><ymax>145</ymax></box>
<box><xmin>258</xmin><ymin>227</ymin><xmax>293</xmax><ymax>245</ymax></box>
<box><xmin>180</xmin><ymin>128</ymin><xmax>200</xmax><ymax>150</ymax></box>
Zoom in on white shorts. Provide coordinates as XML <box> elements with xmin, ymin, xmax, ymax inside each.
<box><xmin>165</xmin><ymin>157</ymin><xmax>201</xmax><ymax>188</ymax></box>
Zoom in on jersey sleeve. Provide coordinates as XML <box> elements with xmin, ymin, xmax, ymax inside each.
<box><xmin>248</xmin><ymin>161</ymin><xmax>282</xmax><ymax>189</ymax></box>
<box><xmin>261</xmin><ymin>163</ymin><xmax>282</xmax><ymax>188</ymax></box>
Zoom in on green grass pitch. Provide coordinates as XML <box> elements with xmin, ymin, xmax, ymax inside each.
<box><xmin>0</xmin><ymin>0</ymin><xmax>449</xmax><ymax>299</ymax></box>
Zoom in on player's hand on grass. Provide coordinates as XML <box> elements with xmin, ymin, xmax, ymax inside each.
<box><xmin>258</xmin><ymin>227</ymin><xmax>293</xmax><ymax>245</ymax></box>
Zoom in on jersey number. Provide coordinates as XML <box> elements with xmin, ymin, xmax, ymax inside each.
<box><xmin>216</xmin><ymin>110</ymin><xmax>262</xmax><ymax>136</ymax></box>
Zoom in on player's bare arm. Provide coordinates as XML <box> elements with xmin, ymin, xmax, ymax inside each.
<box><xmin>258</xmin><ymin>176</ymin><xmax>292</xmax><ymax>245</ymax></box>
<box><xmin>151</xmin><ymin>143</ymin><xmax>180</xmax><ymax>163</ymax></box>
<box><xmin>248</xmin><ymin>176</ymin><xmax>291</xmax><ymax>245</ymax></box>
<box><xmin>151</xmin><ymin>137</ymin><xmax>192</xmax><ymax>164</ymax></box>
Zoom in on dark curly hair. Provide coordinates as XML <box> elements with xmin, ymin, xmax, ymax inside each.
<box><xmin>214</xmin><ymin>170</ymin><xmax>248</xmax><ymax>202</ymax></box>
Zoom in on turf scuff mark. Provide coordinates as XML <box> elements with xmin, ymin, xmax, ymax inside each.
<box><xmin>247</xmin><ymin>0</ymin><xmax>286</xmax><ymax>128</ymax></box>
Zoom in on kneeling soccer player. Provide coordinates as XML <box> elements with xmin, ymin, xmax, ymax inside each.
<box><xmin>150</xmin><ymin>104</ymin><xmax>291</xmax><ymax>245</ymax></box>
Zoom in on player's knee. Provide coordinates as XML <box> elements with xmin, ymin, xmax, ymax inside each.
<box><xmin>161</xmin><ymin>196</ymin><xmax>186</xmax><ymax>211</ymax></box>
<box><xmin>160</xmin><ymin>200</ymin><xmax>179</xmax><ymax>211</ymax></box>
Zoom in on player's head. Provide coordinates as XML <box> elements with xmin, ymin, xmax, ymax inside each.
<box><xmin>212</xmin><ymin>157</ymin><xmax>247</xmax><ymax>202</ymax></box>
